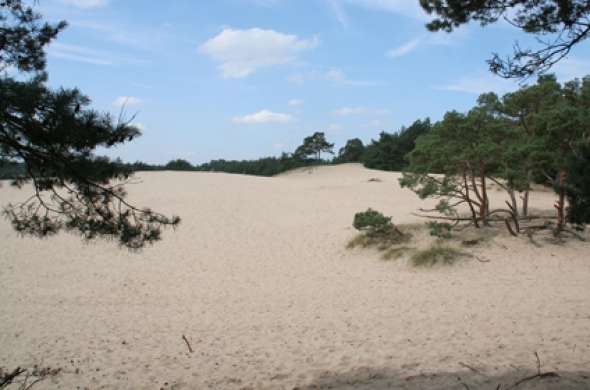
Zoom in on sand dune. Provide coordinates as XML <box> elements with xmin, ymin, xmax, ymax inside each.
<box><xmin>1</xmin><ymin>163</ymin><xmax>589</xmax><ymax>389</ymax></box>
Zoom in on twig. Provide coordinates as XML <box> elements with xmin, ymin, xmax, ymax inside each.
<box><xmin>182</xmin><ymin>334</ymin><xmax>193</xmax><ymax>353</ymax></box>
<box><xmin>504</xmin><ymin>352</ymin><xmax>560</xmax><ymax>389</ymax></box>
<box><xmin>459</xmin><ymin>362</ymin><xmax>481</xmax><ymax>374</ymax></box>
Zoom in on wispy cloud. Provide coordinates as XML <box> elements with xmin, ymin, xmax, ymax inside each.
<box><xmin>386</xmin><ymin>30</ymin><xmax>464</xmax><ymax>59</ymax></box>
<box><xmin>233</xmin><ymin>110</ymin><xmax>293</xmax><ymax>124</ymax></box>
<box><xmin>332</xmin><ymin>106</ymin><xmax>390</xmax><ymax>116</ymax></box>
<box><xmin>386</xmin><ymin>38</ymin><xmax>421</xmax><ymax>58</ymax></box>
<box><xmin>327</xmin><ymin>0</ymin><xmax>349</xmax><ymax>27</ymax></box>
<box><xmin>69</xmin><ymin>20</ymin><xmax>167</xmax><ymax>51</ymax></box>
<box><xmin>200</xmin><ymin>27</ymin><xmax>319</xmax><ymax>78</ymax></box>
<box><xmin>288</xmin><ymin>99</ymin><xmax>304</xmax><ymax>107</ymax></box>
<box><xmin>113</xmin><ymin>96</ymin><xmax>143</xmax><ymax>108</ymax></box>
<box><xmin>48</xmin><ymin>42</ymin><xmax>145</xmax><ymax>66</ymax></box>
<box><xmin>435</xmin><ymin>73</ymin><xmax>518</xmax><ymax>94</ymax></box>
<box><xmin>61</xmin><ymin>0</ymin><xmax>108</xmax><ymax>9</ymax></box>
<box><xmin>344</xmin><ymin>0</ymin><xmax>428</xmax><ymax>20</ymax></box>
<box><xmin>289</xmin><ymin>68</ymin><xmax>382</xmax><ymax>86</ymax></box>
<box><xmin>48</xmin><ymin>42</ymin><xmax>114</xmax><ymax>65</ymax></box>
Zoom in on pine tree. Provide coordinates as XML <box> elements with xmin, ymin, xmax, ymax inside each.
<box><xmin>0</xmin><ymin>0</ymin><xmax>180</xmax><ymax>249</ymax></box>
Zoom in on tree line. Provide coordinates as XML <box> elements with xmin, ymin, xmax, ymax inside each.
<box><xmin>401</xmin><ymin>74</ymin><xmax>590</xmax><ymax>235</ymax></box>
<box><xmin>2</xmin><ymin>0</ymin><xmax>590</xmax><ymax>249</ymax></box>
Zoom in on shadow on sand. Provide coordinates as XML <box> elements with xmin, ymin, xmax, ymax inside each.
<box><xmin>294</xmin><ymin>366</ymin><xmax>590</xmax><ymax>390</ymax></box>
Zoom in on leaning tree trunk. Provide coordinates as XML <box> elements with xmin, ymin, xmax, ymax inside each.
<box><xmin>479</xmin><ymin>161</ymin><xmax>488</xmax><ymax>225</ymax></box>
<box><xmin>462</xmin><ymin>168</ymin><xmax>480</xmax><ymax>228</ymax></box>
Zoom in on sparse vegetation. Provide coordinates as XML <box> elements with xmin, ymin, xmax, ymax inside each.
<box><xmin>410</xmin><ymin>245</ymin><xmax>468</xmax><ymax>267</ymax></box>
<box><xmin>427</xmin><ymin>221</ymin><xmax>453</xmax><ymax>239</ymax></box>
<box><xmin>381</xmin><ymin>246</ymin><xmax>414</xmax><ymax>261</ymax></box>
<box><xmin>348</xmin><ymin>209</ymin><xmax>412</xmax><ymax>257</ymax></box>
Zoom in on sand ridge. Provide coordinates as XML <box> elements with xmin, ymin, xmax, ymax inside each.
<box><xmin>1</xmin><ymin>164</ymin><xmax>589</xmax><ymax>389</ymax></box>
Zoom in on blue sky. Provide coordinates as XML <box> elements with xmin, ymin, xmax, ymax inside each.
<box><xmin>37</xmin><ymin>0</ymin><xmax>590</xmax><ymax>164</ymax></box>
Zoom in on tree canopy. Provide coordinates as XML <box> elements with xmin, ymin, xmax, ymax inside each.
<box><xmin>294</xmin><ymin>132</ymin><xmax>334</xmax><ymax>161</ymax></box>
<box><xmin>419</xmin><ymin>0</ymin><xmax>590</xmax><ymax>78</ymax></box>
<box><xmin>0</xmin><ymin>0</ymin><xmax>179</xmax><ymax>249</ymax></box>
<box><xmin>336</xmin><ymin>138</ymin><xmax>365</xmax><ymax>163</ymax></box>
<box><xmin>362</xmin><ymin>119</ymin><xmax>431</xmax><ymax>172</ymax></box>
<box><xmin>401</xmin><ymin>73</ymin><xmax>590</xmax><ymax>234</ymax></box>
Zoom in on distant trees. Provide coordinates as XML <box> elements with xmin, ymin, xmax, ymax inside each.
<box><xmin>294</xmin><ymin>132</ymin><xmax>334</xmax><ymax>162</ymax></box>
<box><xmin>335</xmin><ymin>138</ymin><xmax>365</xmax><ymax>163</ymax></box>
<box><xmin>165</xmin><ymin>159</ymin><xmax>194</xmax><ymax>171</ymax></box>
<box><xmin>362</xmin><ymin>119</ymin><xmax>431</xmax><ymax>171</ymax></box>
<box><xmin>194</xmin><ymin>154</ymin><xmax>310</xmax><ymax>176</ymax></box>
<box><xmin>419</xmin><ymin>0</ymin><xmax>590</xmax><ymax>79</ymax></box>
<box><xmin>401</xmin><ymin>74</ymin><xmax>590</xmax><ymax>235</ymax></box>
<box><xmin>0</xmin><ymin>0</ymin><xmax>179</xmax><ymax>248</ymax></box>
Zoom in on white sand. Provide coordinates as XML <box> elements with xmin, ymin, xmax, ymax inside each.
<box><xmin>1</xmin><ymin>163</ymin><xmax>589</xmax><ymax>389</ymax></box>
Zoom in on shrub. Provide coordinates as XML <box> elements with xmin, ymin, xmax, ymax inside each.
<box><xmin>349</xmin><ymin>209</ymin><xmax>410</xmax><ymax>252</ymax></box>
<box><xmin>427</xmin><ymin>221</ymin><xmax>453</xmax><ymax>239</ymax></box>
<box><xmin>353</xmin><ymin>208</ymin><xmax>393</xmax><ymax>235</ymax></box>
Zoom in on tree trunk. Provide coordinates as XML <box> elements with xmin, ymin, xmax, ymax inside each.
<box><xmin>479</xmin><ymin>161</ymin><xmax>488</xmax><ymax>224</ymax></box>
<box><xmin>555</xmin><ymin>168</ymin><xmax>567</xmax><ymax>232</ymax></box>
<box><xmin>509</xmin><ymin>189</ymin><xmax>519</xmax><ymax>218</ymax></box>
<box><xmin>522</xmin><ymin>170</ymin><xmax>532</xmax><ymax>217</ymax></box>
<box><xmin>463</xmin><ymin>168</ymin><xmax>480</xmax><ymax>228</ymax></box>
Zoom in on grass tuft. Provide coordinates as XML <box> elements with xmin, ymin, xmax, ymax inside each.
<box><xmin>410</xmin><ymin>245</ymin><xmax>467</xmax><ymax>267</ymax></box>
<box><xmin>381</xmin><ymin>246</ymin><xmax>415</xmax><ymax>261</ymax></box>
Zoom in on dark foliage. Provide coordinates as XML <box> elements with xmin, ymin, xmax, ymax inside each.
<box><xmin>0</xmin><ymin>0</ymin><xmax>179</xmax><ymax>249</ymax></box>
<box><xmin>335</xmin><ymin>138</ymin><xmax>365</xmax><ymax>163</ymax></box>
<box><xmin>362</xmin><ymin>119</ymin><xmax>431</xmax><ymax>171</ymax></box>
<box><xmin>294</xmin><ymin>132</ymin><xmax>334</xmax><ymax>161</ymax></box>
<box><xmin>195</xmin><ymin>153</ymin><xmax>320</xmax><ymax>176</ymax></box>
<box><xmin>0</xmin><ymin>157</ymin><xmax>23</xmax><ymax>179</ymax></box>
<box><xmin>566</xmin><ymin>141</ymin><xmax>590</xmax><ymax>228</ymax></box>
<box><xmin>0</xmin><ymin>0</ymin><xmax>66</xmax><ymax>73</ymax></box>
<box><xmin>164</xmin><ymin>159</ymin><xmax>194</xmax><ymax>171</ymax></box>
<box><xmin>419</xmin><ymin>0</ymin><xmax>590</xmax><ymax>78</ymax></box>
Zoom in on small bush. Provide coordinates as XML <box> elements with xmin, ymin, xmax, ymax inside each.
<box><xmin>410</xmin><ymin>245</ymin><xmax>466</xmax><ymax>267</ymax></box>
<box><xmin>353</xmin><ymin>209</ymin><xmax>393</xmax><ymax>235</ymax></box>
<box><xmin>427</xmin><ymin>221</ymin><xmax>453</xmax><ymax>239</ymax></box>
<box><xmin>348</xmin><ymin>209</ymin><xmax>410</xmax><ymax>255</ymax></box>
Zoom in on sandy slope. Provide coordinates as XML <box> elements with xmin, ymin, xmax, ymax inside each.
<box><xmin>1</xmin><ymin>163</ymin><xmax>589</xmax><ymax>389</ymax></box>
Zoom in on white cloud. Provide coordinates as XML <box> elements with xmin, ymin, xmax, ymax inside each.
<box><xmin>386</xmin><ymin>37</ymin><xmax>421</xmax><ymax>58</ymax></box>
<box><xmin>112</xmin><ymin>96</ymin><xmax>143</xmax><ymax>107</ymax></box>
<box><xmin>288</xmin><ymin>99</ymin><xmax>304</xmax><ymax>107</ymax></box>
<box><xmin>328</xmin><ymin>123</ymin><xmax>342</xmax><ymax>131</ymax></box>
<box><xmin>332</xmin><ymin>106</ymin><xmax>390</xmax><ymax>116</ymax></box>
<box><xmin>61</xmin><ymin>0</ymin><xmax>108</xmax><ymax>8</ymax></box>
<box><xmin>232</xmin><ymin>110</ymin><xmax>293</xmax><ymax>124</ymax></box>
<box><xmin>199</xmin><ymin>27</ymin><xmax>319</xmax><ymax>78</ymax></box>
